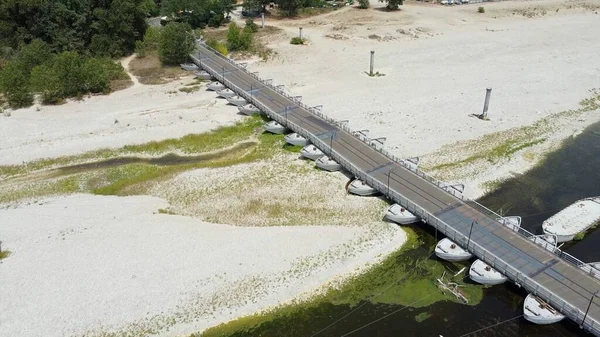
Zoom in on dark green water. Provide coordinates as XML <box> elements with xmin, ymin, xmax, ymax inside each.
<box><xmin>232</xmin><ymin>121</ymin><xmax>600</xmax><ymax>337</ymax></box>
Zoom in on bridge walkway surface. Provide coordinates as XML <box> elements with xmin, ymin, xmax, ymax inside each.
<box><xmin>190</xmin><ymin>44</ymin><xmax>600</xmax><ymax>335</ymax></box>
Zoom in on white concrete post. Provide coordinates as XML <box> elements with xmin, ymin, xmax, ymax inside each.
<box><xmin>482</xmin><ymin>87</ymin><xmax>492</xmax><ymax>119</ymax></box>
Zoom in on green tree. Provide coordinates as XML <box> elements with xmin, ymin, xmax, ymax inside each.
<box><xmin>227</xmin><ymin>22</ymin><xmax>253</xmax><ymax>51</ymax></box>
<box><xmin>30</xmin><ymin>64</ymin><xmax>63</xmax><ymax>104</ymax></box>
<box><xmin>159</xmin><ymin>22</ymin><xmax>194</xmax><ymax>65</ymax></box>
<box><xmin>142</xmin><ymin>26</ymin><xmax>162</xmax><ymax>51</ymax></box>
<box><xmin>275</xmin><ymin>0</ymin><xmax>303</xmax><ymax>16</ymax></box>
<box><xmin>379</xmin><ymin>0</ymin><xmax>402</xmax><ymax>10</ymax></box>
<box><xmin>53</xmin><ymin>51</ymin><xmax>86</xmax><ymax>97</ymax></box>
<box><xmin>358</xmin><ymin>0</ymin><xmax>370</xmax><ymax>9</ymax></box>
<box><xmin>243</xmin><ymin>0</ymin><xmax>271</xmax><ymax>13</ymax></box>
<box><xmin>82</xmin><ymin>58</ymin><xmax>110</xmax><ymax>93</ymax></box>
<box><xmin>0</xmin><ymin>0</ymin><xmax>153</xmax><ymax>57</ymax></box>
<box><xmin>0</xmin><ymin>60</ymin><xmax>34</xmax><ymax>108</ymax></box>
<box><xmin>227</xmin><ymin>22</ymin><xmax>242</xmax><ymax>50</ymax></box>
<box><xmin>161</xmin><ymin>0</ymin><xmax>235</xmax><ymax>29</ymax></box>
<box><xmin>17</xmin><ymin>39</ymin><xmax>53</xmax><ymax>73</ymax></box>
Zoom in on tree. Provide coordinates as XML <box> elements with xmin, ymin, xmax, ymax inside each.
<box><xmin>227</xmin><ymin>22</ymin><xmax>253</xmax><ymax>51</ymax></box>
<box><xmin>159</xmin><ymin>22</ymin><xmax>194</xmax><ymax>65</ymax></box>
<box><xmin>227</xmin><ymin>22</ymin><xmax>242</xmax><ymax>50</ymax></box>
<box><xmin>243</xmin><ymin>0</ymin><xmax>271</xmax><ymax>13</ymax></box>
<box><xmin>0</xmin><ymin>60</ymin><xmax>33</xmax><ymax>108</ymax></box>
<box><xmin>30</xmin><ymin>64</ymin><xmax>62</xmax><ymax>104</ymax></box>
<box><xmin>17</xmin><ymin>39</ymin><xmax>53</xmax><ymax>73</ymax></box>
<box><xmin>82</xmin><ymin>58</ymin><xmax>110</xmax><ymax>93</ymax></box>
<box><xmin>379</xmin><ymin>0</ymin><xmax>402</xmax><ymax>10</ymax></box>
<box><xmin>161</xmin><ymin>0</ymin><xmax>235</xmax><ymax>29</ymax></box>
<box><xmin>52</xmin><ymin>51</ymin><xmax>86</xmax><ymax>97</ymax></box>
<box><xmin>0</xmin><ymin>0</ymin><xmax>153</xmax><ymax>57</ymax></box>
<box><xmin>276</xmin><ymin>0</ymin><xmax>303</xmax><ymax>16</ymax></box>
<box><xmin>358</xmin><ymin>0</ymin><xmax>370</xmax><ymax>9</ymax></box>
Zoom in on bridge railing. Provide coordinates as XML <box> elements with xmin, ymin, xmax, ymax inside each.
<box><xmin>190</xmin><ymin>49</ymin><xmax>600</xmax><ymax>335</ymax></box>
<box><xmin>195</xmin><ymin>44</ymin><xmax>466</xmax><ymax>201</ymax></box>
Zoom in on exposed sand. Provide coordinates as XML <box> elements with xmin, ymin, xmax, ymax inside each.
<box><xmin>0</xmin><ymin>59</ymin><xmax>243</xmax><ymax>165</ymax></box>
<box><xmin>0</xmin><ymin>194</ymin><xmax>405</xmax><ymax>337</ymax></box>
<box><xmin>246</xmin><ymin>0</ymin><xmax>600</xmax><ymax>197</ymax></box>
<box><xmin>2</xmin><ymin>0</ymin><xmax>600</xmax><ymax>335</ymax></box>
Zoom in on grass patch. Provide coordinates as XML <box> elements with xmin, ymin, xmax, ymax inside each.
<box><xmin>365</xmin><ymin>71</ymin><xmax>385</xmax><ymax>77</ymax></box>
<box><xmin>0</xmin><ymin>116</ymin><xmax>265</xmax><ymax>179</ymax></box>
<box><xmin>202</xmin><ymin>26</ymin><xmax>282</xmax><ymax>61</ymax></box>
<box><xmin>0</xmin><ymin>176</ymin><xmax>80</xmax><ymax>203</ymax></box>
<box><xmin>290</xmin><ymin>37</ymin><xmax>306</xmax><ymax>45</ymax></box>
<box><xmin>282</xmin><ymin>143</ymin><xmax>303</xmax><ymax>153</ymax></box>
<box><xmin>157</xmin><ymin>208</ymin><xmax>176</xmax><ymax>215</ymax></box>
<box><xmin>179</xmin><ymin>85</ymin><xmax>202</xmax><ymax>93</ymax></box>
<box><xmin>197</xmin><ymin>229</ymin><xmax>483</xmax><ymax>337</ymax></box>
<box><xmin>128</xmin><ymin>52</ymin><xmax>189</xmax><ymax>85</ymax></box>
<box><xmin>0</xmin><ymin>250</ymin><xmax>11</xmax><ymax>260</ymax></box>
<box><xmin>425</xmin><ymin>89</ymin><xmax>600</xmax><ymax>179</ymax></box>
<box><xmin>431</xmin><ymin>138</ymin><xmax>547</xmax><ymax>172</ymax></box>
<box><xmin>0</xmin><ymin>118</ymin><xmax>285</xmax><ymax>201</ymax></box>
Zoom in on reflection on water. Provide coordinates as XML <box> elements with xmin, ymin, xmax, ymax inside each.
<box><xmin>207</xmin><ymin>122</ymin><xmax>600</xmax><ymax>337</ymax></box>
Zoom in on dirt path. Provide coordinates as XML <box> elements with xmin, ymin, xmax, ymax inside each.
<box><xmin>120</xmin><ymin>54</ymin><xmax>141</xmax><ymax>87</ymax></box>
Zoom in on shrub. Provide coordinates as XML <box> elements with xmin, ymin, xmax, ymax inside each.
<box><xmin>30</xmin><ymin>64</ymin><xmax>62</xmax><ymax>104</ymax></box>
<box><xmin>0</xmin><ymin>60</ymin><xmax>33</xmax><ymax>108</ymax></box>
<box><xmin>358</xmin><ymin>0</ymin><xmax>370</xmax><ymax>9</ymax></box>
<box><xmin>290</xmin><ymin>37</ymin><xmax>305</xmax><ymax>45</ymax></box>
<box><xmin>135</xmin><ymin>40</ymin><xmax>147</xmax><ymax>58</ymax></box>
<box><xmin>478</xmin><ymin>6</ymin><xmax>485</xmax><ymax>13</ymax></box>
<box><xmin>227</xmin><ymin>22</ymin><xmax>253</xmax><ymax>51</ymax></box>
<box><xmin>143</xmin><ymin>26</ymin><xmax>162</xmax><ymax>51</ymax></box>
<box><xmin>245</xmin><ymin>19</ymin><xmax>259</xmax><ymax>33</ymax></box>
<box><xmin>82</xmin><ymin>58</ymin><xmax>110</xmax><ymax>93</ymax></box>
<box><xmin>215</xmin><ymin>43</ymin><xmax>229</xmax><ymax>56</ymax></box>
<box><xmin>379</xmin><ymin>0</ymin><xmax>402</xmax><ymax>10</ymax></box>
<box><xmin>17</xmin><ymin>39</ymin><xmax>53</xmax><ymax>73</ymax></box>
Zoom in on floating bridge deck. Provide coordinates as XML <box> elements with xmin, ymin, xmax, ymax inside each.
<box><xmin>191</xmin><ymin>43</ymin><xmax>600</xmax><ymax>335</ymax></box>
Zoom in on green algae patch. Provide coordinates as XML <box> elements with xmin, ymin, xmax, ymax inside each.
<box><xmin>415</xmin><ymin>311</ymin><xmax>431</xmax><ymax>323</ymax></box>
<box><xmin>196</xmin><ymin>228</ymin><xmax>484</xmax><ymax>337</ymax></box>
<box><xmin>282</xmin><ymin>143</ymin><xmax>303</xmax><ymax>153</ymax></box>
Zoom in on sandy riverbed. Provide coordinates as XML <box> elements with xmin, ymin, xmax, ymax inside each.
<box><xmin>245</xmin><ymin>0</ymin><xmax>600</xmax><ymax>197</ymax></box>
<box><xmin>1</xmin><ymin>0</ymin><xmax>600</xmax><ymax>336</ymax></box>
<box><xmin>0</xmin><ymin>194</ymin><xmax>405</xmax><ymax>337</ymax></box>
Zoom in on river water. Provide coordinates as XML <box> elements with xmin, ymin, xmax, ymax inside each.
<box><xmin>235</xmin><ymin>121</ymin><xmax>600</xmax><ymax>337</ymax></box>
